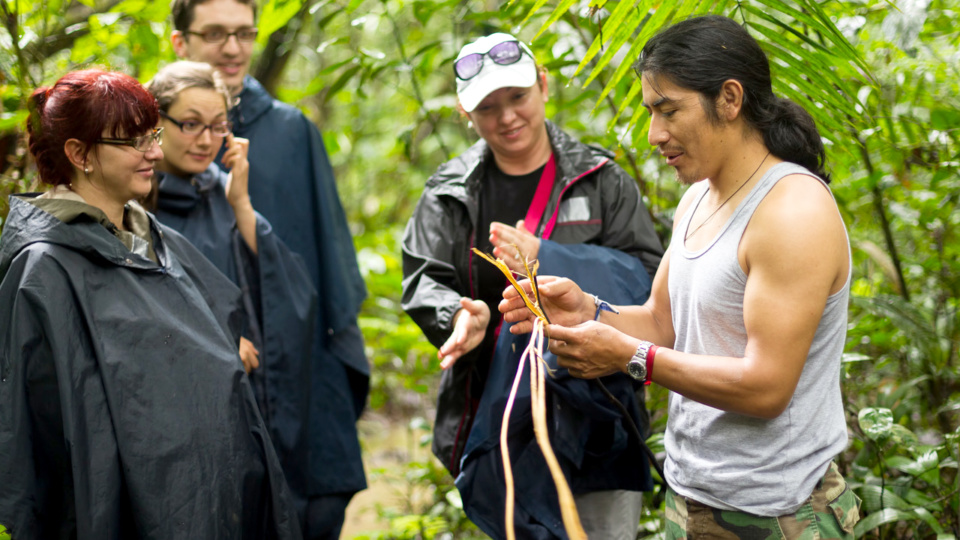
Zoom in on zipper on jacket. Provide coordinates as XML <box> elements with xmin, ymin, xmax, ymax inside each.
<box><xmin>539</xmin><ymin>158</ymin><xmax>608</xmax><ymax>238</ymax></box>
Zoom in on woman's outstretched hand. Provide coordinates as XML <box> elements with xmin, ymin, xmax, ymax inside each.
<box><xmin>498</xmin><ymin>276</ymin><xmax>594</xmax><ymax>335</ymax></box>
<box><xmin>438</xmin><ymin>297</ymin><xmax>491</xmax><ymax>370</ymax></box>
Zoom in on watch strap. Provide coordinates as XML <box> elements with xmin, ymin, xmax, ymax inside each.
<box><xmin>645</xmin><ymin>345</ymin><xmax>658</xmax><ymax>386</ymax></box>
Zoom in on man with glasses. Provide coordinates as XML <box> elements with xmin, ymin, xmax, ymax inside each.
<box><xmin>402</xmin><ymin>32</ymin><xmax>663</xmax><ymax>539</ymax></box>
<box><xmin>170</xmin><ymin>1</ymin><xmax>369</xmax><ymax>539</ymax></box>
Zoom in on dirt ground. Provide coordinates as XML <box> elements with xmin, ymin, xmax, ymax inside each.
<box><xmin>339</xmin><ymin>411</ymin><xmax>436</xmax><ymax>539</ymax></box>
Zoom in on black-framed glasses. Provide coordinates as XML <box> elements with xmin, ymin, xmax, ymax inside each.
<box><xmin>454</xmin><ymin>41</ymin><xmax>530</xmax><ymax>81</ymax></box>
<box><xmin>160</xmin><ymin>111</ymin><xmax>233</xmax><ymax>137</ymax></box>
<box><xmin>186</xmin><ymin>27</ymin><xmax>258</xmax><ymax>44</ymax></box>
<box><xmin>97</xmin><ymin>127</ymin><xmax>164</xmax><ymax>152</ymax></box>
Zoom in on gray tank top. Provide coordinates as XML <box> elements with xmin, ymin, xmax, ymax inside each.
<box><xmin>665</xmin><ymin>162</ymin><xmax>850</xmax><ymax>516</ymax></box>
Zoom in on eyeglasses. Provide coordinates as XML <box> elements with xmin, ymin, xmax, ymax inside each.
<box><xmin>186</xmin><ymin>27</ymin><xmax>258</xmax><ymax>44</ymax></box>
<box><xmin>160</xmin><ymin>111</ymin><xmax>233</xmax><ymax>137</ymax></box>
<box><xmin>454</xmin><ymin>41</ymin><xmax>530</xmax><ymax>81</ymax></box>
<box><xmin>97</xmin><ymin>127</ymin><xmax>164</xmax><ymax>152</ymax></box>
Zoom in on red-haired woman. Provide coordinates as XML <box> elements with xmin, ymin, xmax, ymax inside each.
<box><xmin>0</xmin><ymin>69</ymin><xmax>302</xmax><ymax>539</ymax></box>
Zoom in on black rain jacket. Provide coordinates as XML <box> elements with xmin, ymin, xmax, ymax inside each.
<box><xmin>401</xmin><ymin>121</ymin><xmax>663</xmax><ymax>476</ymax></box>
<box><xmin>225</xmin><ymin>76</ymin><xmax>368</xmax><ymax>497</ymax></box>
<box><xmin>153</xmin><ymin>164</ymin><xmax>318</xmax><ymax>518</ymax></box>
<box><xmin>0</xmin><ymin>194</ymin><xmax>301</xmax><ymax>539</ymax></box>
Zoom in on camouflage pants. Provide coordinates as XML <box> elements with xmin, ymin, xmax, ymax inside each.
<box><xmin>664</xmin><ymin>462</ymin><xmax>861</xmax><ymax>539</ymax></box>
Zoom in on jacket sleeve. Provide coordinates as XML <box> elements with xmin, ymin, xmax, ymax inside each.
<box><xmin>595</xmin><ymin>161</ymin><xmax>664</xmax><ymax>280</ymax></box>
<box><xmin>400</xmin><ymin>187</ymin><xmax>467</xmax><ymax>349</ymax></box>
<box><xmin>0</xmin><ymin>253</ymin><xmax>81</xmax><ymax>539</ymax></box>
<box><xmin>0</xmin><ymin>259</ymin><xmax>42</xmax><ymax>538</ymax></box>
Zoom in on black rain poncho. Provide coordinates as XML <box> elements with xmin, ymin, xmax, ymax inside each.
<box><xmin>0</xmin><ymin>194</ymin><xmax>302</xmax><ymax>539</ymax></box>
<box><xmin>152</xmin><ymin>164</ymin><xmax>317</xmax><ymax>515</ymax></box>
<box><xmin>224</xmin><ymin>76</ymin><xmax>368</xmax><ymax>499</ymax></box>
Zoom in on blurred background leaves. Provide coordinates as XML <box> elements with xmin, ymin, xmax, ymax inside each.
<box><xmin>2</xmin><ymin>0</ymin><xmax>960</xmax><ymax>536</ymax></box>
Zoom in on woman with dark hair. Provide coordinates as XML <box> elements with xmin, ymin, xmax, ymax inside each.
<box><xmin>0</xmin><ymin>69</ymin><xmax>302</xmax><ymax>539</ymax></box>
<box><xmin>144</xmin><ymin>60</ymin><xmax>319</xmax><ymax>533</ymax></box>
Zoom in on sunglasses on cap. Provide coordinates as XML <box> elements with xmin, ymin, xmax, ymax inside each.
<box><xmin>454</xmin><ymin>41</ymin><xmax>531</xmax><ymax>81</ymax></box>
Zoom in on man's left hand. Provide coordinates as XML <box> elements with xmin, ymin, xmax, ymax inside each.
<box><xmin>547</xmin><ymin>322</ymin><xmax>637</xmax><ymax>379</ymax></box>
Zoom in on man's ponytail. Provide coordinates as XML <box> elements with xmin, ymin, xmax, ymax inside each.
<box><xmin>761</xmin><ymin>98</ymin><xmax>829</xmax><ymax>183</ymax></box>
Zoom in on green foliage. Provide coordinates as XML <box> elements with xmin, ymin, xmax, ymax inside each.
<box><xmin>513</xmin><ymin>0</ymin><xmax>876</xmax><ymax>154</ymax></box>
<box><xmin>2</xmin><ymin>0</ymin><xmax>960</xmax><ymax>537</ymax></box>
<box><xmin>830</xmin><ymin>1</ymin><xmax>960</xmax><ymax>535</ymax></box>
<box><xmin>355</xmin><ymin>226</ymin><xmax>440</xmax><ymax>413</ymax></box>
<box><xmin>353</xmin><ymin>419</ymin><xmax>486</xmax><ymax>539</ymax></box>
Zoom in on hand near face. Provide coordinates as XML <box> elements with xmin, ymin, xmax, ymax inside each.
<box><xmin>438</xmin><ymin>297</ymin><xmax>491</xmax><ymax>370</ymax></box>
<box><xmin>499</xmin><ymin>276</ymin><xmax>593</xmax><ymax>335</ymax></box>
<box><xmin>490</xmin><ymin>220</ymin><xmax>541</xmax><ymax>275</ymax></box>
<box><xmin>222</xmin><ymin>133</ymin><xmax>251</xmax><ymax>209</ymax></box>
<box><xmin>547</xmin><ymin>322</ymin><xmax>632</xmax><ymax>379</ymax></box>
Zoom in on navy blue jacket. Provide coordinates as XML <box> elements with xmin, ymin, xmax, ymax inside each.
<box><xmin>223</xmin><ymin>77</ymin><xmax>368</xmax><ymax>497</ymax></box>
<box><xmin>153</xmin><ymin>165</ymin><xmax>317</xmax><ymax>512</ymax></box>
<box><xmin>457</xmin><ymin>242</ymin><xmax>654</xmax><ymax>539</ymax></box>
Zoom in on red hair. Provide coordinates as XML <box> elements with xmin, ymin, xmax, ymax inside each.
<box><xmin>27</xmin><ymin>69</ymin><xmax>160</xmax><ymax>187</ymax></box>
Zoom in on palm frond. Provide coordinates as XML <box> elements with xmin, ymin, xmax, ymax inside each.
<box><xmin>515</xmin><ymin>0</ymin><xmax>877</xmax><ymax>150</ymax></box>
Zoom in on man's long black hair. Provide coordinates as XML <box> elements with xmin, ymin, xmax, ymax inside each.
<box><xmin>635</xmin><ymin>15</ymin><xmax>830</xmax><ymax>183</ymax></box>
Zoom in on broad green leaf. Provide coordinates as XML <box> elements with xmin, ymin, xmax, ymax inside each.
<box><xmin>885</xmin><ymin>449</ymin><xmax>941</xmax><ymax>487</ymax></box>
<box><xmin>326</xmin><ymin>64</ymin><xmax>363</xmax><ymax>98</ymax></box>
<box><xmin>576</xmin><ymin>0</ymin><xmax>645</xmax><ymax>72</ymax></box>
<box><xmin>842</xmin><ymin>352</ymin><xmax>873</xmax><ymax>363</ymax></box>
<box><xmin>854</xmin><ymin>508</ymin><xmax>917</xmax><ymax>536</ymax></box>
<box><xmin>0</xmin><ymin>110</ymin><xmax>28</xmax><ymax>132</ymax></box>
<box><xmin>257</xmin><ymin>0</ymin><xmax>304</xmax><ymax>46</ymax></box>
<box><xmin>858</xmin><ymin>407</ymin><xmax>895</xmax><ymax>441</ymax></box>
<box><xmin>529</xmin><ymin>0</ymin><xmax>580</xmax><ymax>40</ymax></box>
<box><xmin>612</xmin><ymin>77</ymin><xmax>642</xmax><ymax>126</ymax></box>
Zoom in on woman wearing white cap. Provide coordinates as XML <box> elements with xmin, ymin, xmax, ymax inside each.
<box><xmin>402</xmin><ymin>33</ymin><xmax>663</xmax><ymax>539</ymax></box>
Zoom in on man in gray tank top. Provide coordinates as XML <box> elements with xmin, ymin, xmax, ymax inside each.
<box><xmin>500</xmin><ymin>15</ymin><xmax>861</xmax><ymax>539</ymax></box>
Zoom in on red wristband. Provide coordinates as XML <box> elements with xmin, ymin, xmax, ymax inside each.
<box><xmin>645</xmin><ymin>345</ymin><xmax>658</xmax><ymax>386</ymax></box>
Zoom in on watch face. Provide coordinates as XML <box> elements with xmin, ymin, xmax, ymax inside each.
<box><xmin>628</xmin><ymin>358</ymin><xmax>647</xmax><ymax>381</ymax></box>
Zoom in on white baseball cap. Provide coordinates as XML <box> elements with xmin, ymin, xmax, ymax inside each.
<box><xmin>455</xmin><ymin>33</ymin><xmax>538</xmax><ymax>113</ymax></box>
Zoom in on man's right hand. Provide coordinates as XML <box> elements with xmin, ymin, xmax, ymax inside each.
<box><xmin>438</xmin><ymin>298</ymin><xmax>490</xmax><ymax>370</ymax></box>
<box><xmin>499</xmin><ymin>276</ymin><xmax>594</xmax><ymax>335</ymax></box>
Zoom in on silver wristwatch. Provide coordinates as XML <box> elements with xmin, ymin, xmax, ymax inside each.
<box><xmin>627</xmin><ymin>341</ymin><xmax>653</xmax><ymax>382</ymax></box>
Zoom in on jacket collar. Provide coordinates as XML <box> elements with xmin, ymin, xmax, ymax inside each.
<box><xmin>231</xmin><ymin>75</ymin><xmax>274</xmax><ymax>128</ymax></box>
<box><xmin>155</xmin><ymin>164</ymin><xmax>223</xmax><ymax>215</ymax></box>
<box><xmin>0</xmin><ymin>194</ymin><xmax>165</xmax><ymax>276</ymax></box>
<box><xmin>427</xmin><ymin>121</ymin><xmax>611</xmax><ymax>203</ymax></box>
